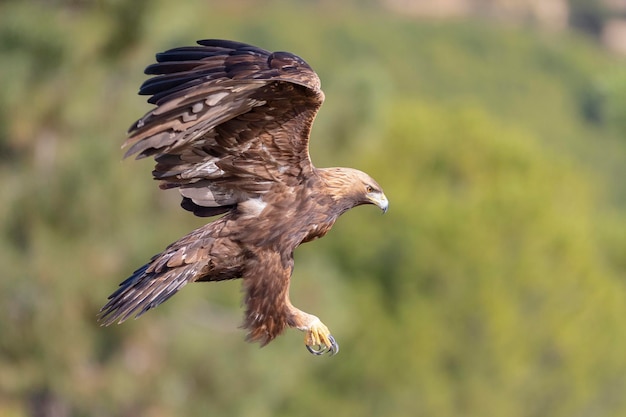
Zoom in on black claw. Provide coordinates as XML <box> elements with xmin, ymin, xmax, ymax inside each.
<box><xmin>306</xmin><ymin>344</ymin><xmax>326</xmax><ymax>355</ymax></box>
<box><xmin>306</xmin><ymin>335</ymin><xmax>339</xmax><ymax>356</ymax></box>
<box><xmin>328</xmin><ymin>335</ymin><xmax>339</xmax><ymax>356</ymax></box>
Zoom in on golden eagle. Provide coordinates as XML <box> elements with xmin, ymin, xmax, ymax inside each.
<box><xmin>99</xmin><ymin>39</ymin><xmax>388</xmax><ymax>355</ymax></box>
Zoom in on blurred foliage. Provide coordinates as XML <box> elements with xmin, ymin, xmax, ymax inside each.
<box><xmin>1</xmin><ymin>0</ymin><xmax>626</xmax><ymax>416</ymax></box>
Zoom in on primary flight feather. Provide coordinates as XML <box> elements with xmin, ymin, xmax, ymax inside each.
<box><xmin>99</xmin><ymin>39</ymin><xmax>388</xmax><ymax>355</ymax></box>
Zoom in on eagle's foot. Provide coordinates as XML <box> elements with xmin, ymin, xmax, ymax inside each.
<box><xmin>304</xmin><ymin>317</ymin><xmax>339</xmax><ymax>356</ymax></box>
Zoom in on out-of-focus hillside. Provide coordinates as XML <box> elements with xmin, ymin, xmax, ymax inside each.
<box><xmin>1</xmin><ymin>1</ymin><xmax>626</xmax><ymax>416</ymax></box>
<box><xmin>383</xmin><ymin>0</ymin><xmax>626</xmax><ymax>54</ymax></box>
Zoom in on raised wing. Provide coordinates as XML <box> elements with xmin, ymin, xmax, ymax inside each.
<box><xmin>123</xmin><ymin>39</ymin><xmax>325</xmax><ymax>216</ymax></box>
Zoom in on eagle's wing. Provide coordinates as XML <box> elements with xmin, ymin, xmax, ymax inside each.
<box><xmin>123</xmin><ymin>39</ymin><xmax>325</xmax><ymax>216</ymax></box>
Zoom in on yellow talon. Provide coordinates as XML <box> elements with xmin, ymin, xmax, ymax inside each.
<box><xmin>305</xmin><ymin>318</ymin><xmax>339</xmax><ymax>356</ymax></box>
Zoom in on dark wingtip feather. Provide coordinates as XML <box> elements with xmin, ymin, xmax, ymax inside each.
<box><xmin>99</xmin><ymin>252</ymin><xmax>201</xmax><ymax>326</ymax></box>
<box><xmin>98</xmin><ymin>263</ymin><xmax>151</xmax><ymax>326</ymax></box>
<box><xmin>154</xmin><ymin>49</ymin><xmax>219</xmax><ymax>63</ymax></box>
<box><xmin>196</xmin><ymin>39</ymin><xmax>267</xmax><ymax>51</ymax></box>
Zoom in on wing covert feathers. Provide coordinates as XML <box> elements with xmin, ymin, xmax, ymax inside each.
<box><xmin>123</xmin><ymin>38</ymin><xmax>323</xmax><ymax>161</ymax></box>
<box><xmin>122</xmin><ymin>39</ymin><xmax>324</xmax><ymax>216</ymax></box>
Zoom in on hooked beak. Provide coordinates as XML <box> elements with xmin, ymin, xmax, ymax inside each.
<box><xmin>368</xmin><ymin>192</ymin><xmax>389</xmax><ymax>214</ymax></box>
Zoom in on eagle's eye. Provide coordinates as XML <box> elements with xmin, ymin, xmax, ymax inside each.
<box><xmin>365</xmin><ymin>185</ymin><xmax>374</xmax><ymax>193</ymax></box>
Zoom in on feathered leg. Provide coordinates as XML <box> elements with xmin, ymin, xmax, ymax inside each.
<box><xmin>242</xmin><ymin>250</ymin><xmax>338</xmax><ymax>355</ymax></box>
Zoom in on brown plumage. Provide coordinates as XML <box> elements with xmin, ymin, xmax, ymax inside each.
<box><xmin>99</xmin><ymin>39</ymin><xmax>388</xmax><ymax>355</ymax></box>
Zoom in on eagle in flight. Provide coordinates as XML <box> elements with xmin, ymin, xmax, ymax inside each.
<box><xmin>99</xmin><ymin>39</ymin><xmax>388</xmax><ymax>355</ymax></box>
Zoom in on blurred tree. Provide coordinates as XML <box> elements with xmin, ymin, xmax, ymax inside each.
<box><xmin>569</xmin><ymin>0</ymin><xmax>611</xmax><ymax>36</ymax></box>
<box><xmin>320</xmin><ymin>100</ymin><xmax>626</xmax><ymax>416</ymax></box>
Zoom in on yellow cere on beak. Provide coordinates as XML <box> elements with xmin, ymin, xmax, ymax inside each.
<box><xmin>369</xmin><ymin>193</ymin><xmax>389</xmax><ymax>213</ymax></box>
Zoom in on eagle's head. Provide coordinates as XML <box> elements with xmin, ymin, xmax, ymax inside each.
<box><xmin>318</xmin><ymin>167</ymin><xmax>388</xmax><ymax>214</ymax></box>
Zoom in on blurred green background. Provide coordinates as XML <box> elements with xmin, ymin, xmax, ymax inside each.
<box><xmin>2</xmin><ymin>0</ymin><xmax>626</xmax><ymax>416</ymax></box>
